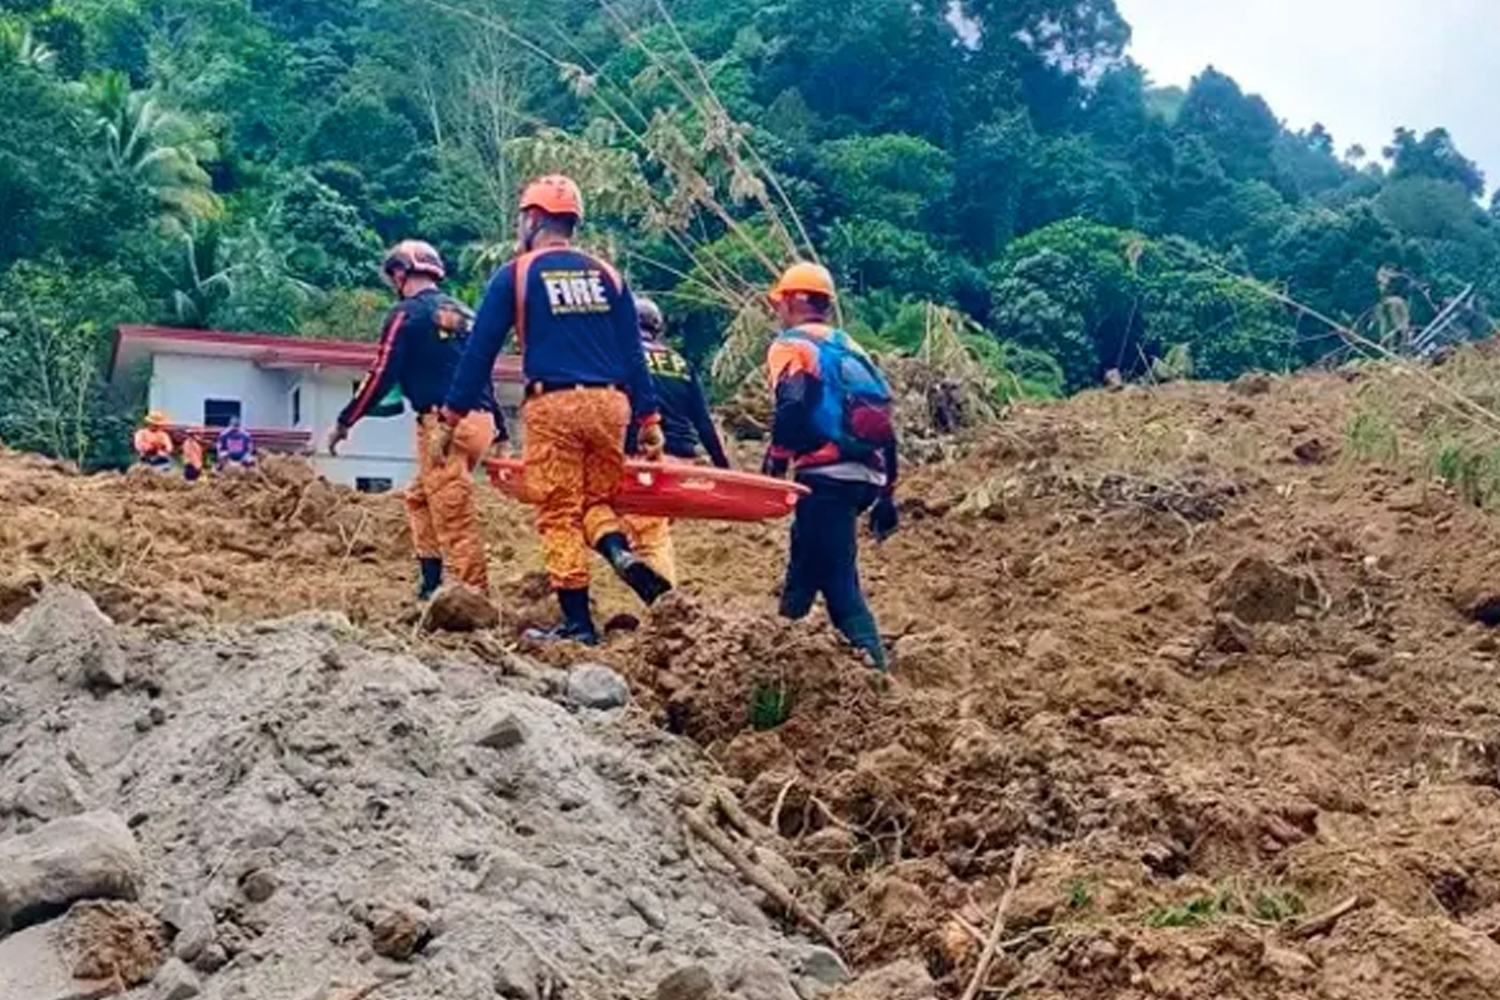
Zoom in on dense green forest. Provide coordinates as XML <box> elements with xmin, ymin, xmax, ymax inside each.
<box><xmin>2</xmin><ymin>0</ymin><xmax>1498</xmax><ymax>466</ymax></box>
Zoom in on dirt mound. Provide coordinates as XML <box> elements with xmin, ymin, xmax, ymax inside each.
<box><xmin>5</xmin><ymin>358</ymin><xmax>1500</xmax><ymax>997</ymax></box>
<box><xmin>0</xmin><ymin>587</ymin><xmax>830</xmax><ymax>999</ymax></box>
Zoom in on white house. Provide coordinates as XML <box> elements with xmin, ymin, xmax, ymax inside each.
<box><xmin>111</xmin><ymin>325</ymin><xmax>524</xmax><ymax>490</ymax></box>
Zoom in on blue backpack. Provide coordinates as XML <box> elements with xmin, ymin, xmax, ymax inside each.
<box><xmin>782</xmin><ymin>327</ymin><xmax>895</xmax><ymax>458</ymax></box>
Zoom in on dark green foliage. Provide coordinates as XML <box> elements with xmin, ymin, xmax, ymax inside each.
<box><xmin>0</xmin><ymin>0</ymin><xmax>1497</xmax><ymax>468</ymax></box>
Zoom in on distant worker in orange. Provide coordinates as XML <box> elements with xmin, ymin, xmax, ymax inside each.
<box><xmin>441</xmin><ymin>174</ymin><xmax>667</xmax><ymax>646</ymax></box>
<box><xmin>326</xmin><ymin>240</ymin><xmax>500</xmax><ymax>600</ymax></box>
<box><xmin>623</xmin><ymin>295</ymin><xmax>731</xmax><ymax>585</ymax></box>
<box><xmin>762</xmin><ymin>263</ymin><xmax>899</xmax><ymax>671</ymax></box>
<box><xmin>133</xmin><ymin>412</ymin><xmax>174</xmax><ymax>470</ymax></box>
<box><xmin>180</xmin><ymin>430</ymin><xmax>205</xmax><ymax>483</ymax></box>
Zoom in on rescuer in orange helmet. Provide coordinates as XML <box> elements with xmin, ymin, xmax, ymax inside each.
<box><xmin>763</xmin><ymin>261</ymin><xmax>899</xmax><ymax>670</ymax></box>
<box><xmin>441</xmin><ymin>174</ymin><xmax>667</xmax><ymax>645</ymax></box>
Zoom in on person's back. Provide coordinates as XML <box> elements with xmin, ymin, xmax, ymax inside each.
<box><xmin>443</xmin><ymin>173</ymin><xmax>667</xmax><ymax>645</ymax></box>
<box><xmin>345</xmin><ymin>288</ymin><xmax>496</xmax><ymax>424</ymax></box>
<box><xmin>762</xmin><ymin>263</ymin><xmax>898</xmax><ymax>672</ymax></box>
<box><xmin>627</xmin><ymin>297</ymin><xmax>729</xmax><ymax>467</ymax></box>
<box><xmin>330</xmin><ymin>239</ymin><xmax>500</xmax><ymax>599</ymax></box>
<box><xmin>511</xmin><ymin>246</ymin><xmax>643</xmax><ymax>391</ymax></box>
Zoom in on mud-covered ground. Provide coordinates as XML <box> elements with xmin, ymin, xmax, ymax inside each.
<box><xmin>5</xmin><ymin>358</ymin><xmax>1500</xmax><ymax>999</ymax></box>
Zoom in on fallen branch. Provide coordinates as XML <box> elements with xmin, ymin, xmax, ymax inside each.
<box><xmin>1288</xmin><ymin>894</ymin><xmax>1370</xmax><ymax>940</ymax></box>
<box><xmin>960</xmin><ymin>847</ymin><xmax>1026</xmax><ymax>1000</ymax></box>
<box><xmin>680</xmin><ymin>806</ymin><xmax>841</xmax><ymax>952</ymax></box>
<box><xmin>770</xmin><ymin>777</ymin><xmax>797</xmax><ymax>834</ymax></box>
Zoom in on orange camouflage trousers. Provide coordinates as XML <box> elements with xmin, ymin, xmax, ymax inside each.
<box><xmin>523</xmin><ymin>388</ymin><xmax>631</xmax><ymax>590</ymax></box>
<box><xmin>408</xmin><ymin>411</ymin><xmax>496</xmax><ymax>592</ymax></box>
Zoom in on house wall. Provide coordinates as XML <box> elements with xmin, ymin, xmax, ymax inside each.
<box><xmin>299</xmin><ymin>367</ymin><xmax>419</xmax><ymax>489</ymax></box>
<box><xmin>149</xmin><ymin>355</ymin><xmax>290</xmax><ymax>427</ymax></box>
<box><xmin>148</xmin><ymin>352</ymin><xmax>525</xmax><ymax>491</ymax></box>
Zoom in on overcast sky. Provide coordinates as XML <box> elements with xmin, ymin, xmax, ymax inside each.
<box><xmin>1117</xmin><ymin>0</ymin><xmax>1497</xmax><ymax>188</ymax></box>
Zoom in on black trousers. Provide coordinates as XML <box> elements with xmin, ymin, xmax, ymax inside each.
<box><xmin>780</xmin><ymin>475</ymin><xmax>886</xmax><ymax>670</ymax></box>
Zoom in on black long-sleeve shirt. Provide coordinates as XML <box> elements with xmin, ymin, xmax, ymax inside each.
<box><xmin>339</xmin><ymin>288</ymin><xmax>499</xmax><ymax>428</ymax></box>
<box><xmin>626</xmin><ymin>341</ymin><xmax>730</xmax><ymax>466</ymax></box>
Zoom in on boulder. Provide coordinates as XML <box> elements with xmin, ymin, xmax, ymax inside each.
<box><xmin>1210</xmin><ymin>557</ymin><xmax>1315</xmax><ymax>624</ymax></box>
<box><xmin>0</xmin><ymin>921</ymin><xmax>112</xmax><ymax>1000</ymax></box>
<box><xmin>657</xmin><ymin>965</ymin><xmax>717</xmax><ymax>1000</ymax></box>
<box><xmin>467</xmin><ymin>704</ymin><xmax>529</xmax><ymax>751</ymax></box>
<box><xmin>827</xmin><ymin>960</ymin><xmax>937</xmax><ymax>1000</ymax></box>
<box><xmin>798</xmin><ymin>947</ymin><xmax>851</xmax><ymax>987</ymax></box>
<box><xmin>163</xmin><ymin>897</ymin><xmax>216</xmax><ymax>964</ymax></box>
<box><xmin>153</xmin><ymin>958</ymin><xmax>202</xmax><ymax>1000</ymax></box>
<box><xmin>425</xmin><ymin>587</ymin><xmax>500</xmax><ymax>633</ymax></box>
<box><xmin>727</xmin><ymin>955</ymin><xmax>798</xmax><ymax>1000</ymax></box>
<box><xmin>565</xmin><ymin>664</ymin><xmax>630</xmax><ymax>711</ymax></box>
<box><xmin>0</xmin><ymin>811</ymin><xmax>144</xmax><ymax>933</ymax></box>
<box><xmin>492</xmin><ymin>943</ymin><xmax>542</xmax><ymax>1000</ymax></box>
<box><xmin>12</xmin><ymin>586</ymin><xmax>126</xmax><ymax>690</ymax></box>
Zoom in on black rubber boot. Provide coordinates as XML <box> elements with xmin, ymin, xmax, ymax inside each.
<box><xmin>523</xmin><ymin>589</ymin><xmax>600</xmax><ymax>646</ymax></box>
<box><xmin>595</xmin><ymin>532</ymin><xmax>673</xmax><ymax>606</ymax></box>
<box><xmin>417</xmin><ymin>558</ymin><xmax>443</xmax><ymax>601</ymax></box>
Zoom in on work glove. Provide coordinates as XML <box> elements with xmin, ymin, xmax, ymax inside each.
<box><xmin>868</xmin><ymin>492</ymin><xmax>899</xmax><ymax>543</ymax></box>
<box><xmin>639</xmin><ymin>421</ymin><xmax>666</xmax><ymax>461</ymax></box>
<box><xmin>326</xmin><ymin>424</ymin><xmax>349</xmax><ymax>456</ymax></box>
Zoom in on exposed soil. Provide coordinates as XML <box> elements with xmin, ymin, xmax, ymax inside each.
<box><xmin>5</xmin><ymin>360</ymin><xmax>1500</xmax><ymax>998</ymax></box>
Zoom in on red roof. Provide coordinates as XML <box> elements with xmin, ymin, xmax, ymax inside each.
<box><xmin>112</xmin><ymin>325</ymin><xmax>524</xmax><ymax>382</ymax></box>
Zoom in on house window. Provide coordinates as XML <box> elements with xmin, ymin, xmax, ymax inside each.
<box><xmin>291</xmin><ymin>388</ymin><xmax>302</xmax><ymax>426</ymax></box>
<box><xmin>203</xmin><ymin>399</ymin><xmax>242</xmax><ymax>428</ymax></box>
<box><xmin>355</xmin><ymin>477</ymin><xmax>393</xmax><ymax>494</ymax></box>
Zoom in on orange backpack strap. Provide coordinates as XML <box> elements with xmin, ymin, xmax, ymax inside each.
<box><xmin>512</xmin><ymin>250</ymin><xmax>541</xmax><ymax>351</ymax></box>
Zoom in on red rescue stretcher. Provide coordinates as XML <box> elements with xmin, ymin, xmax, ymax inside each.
<box><xmin>484</xmin><ymin>457</ymin><xmax>809</xmax><ymax>522</ymax></box>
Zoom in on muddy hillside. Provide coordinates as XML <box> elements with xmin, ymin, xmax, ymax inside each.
<box><xmin>6</xmin><ymin>354</ymin><xmax>1500</xmax><ymax>999</ymax></box>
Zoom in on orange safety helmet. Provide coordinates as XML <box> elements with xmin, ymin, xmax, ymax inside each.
<box><xmin>145</xmin><ymin>411</ymin><xmax>169</xmax><ymax>428</ymax></box>
<box><xmin>518</xmin><ymin>174</ymin><xmax>585</xmax><ymax>221</ymax></box>
<box><xmin>382</xmin><ymin>240</ymin><xmax>446</xmax><ymax>281</ymax></box>
<box><xmin>769</xmin><ymin>261</ymin><xmax>837</xmax><ymax>304</ymax></box>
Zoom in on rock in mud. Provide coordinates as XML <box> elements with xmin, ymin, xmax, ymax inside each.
<box><xmin>239</xmin><ymin>867</ymin><xmax>279</xmax><ymax>903</ymax></box>
<box><xmin>656</xmin><ymin>965</ymin><xmax>717</xmax><ymax>1000</ymax></box>
<box><xmin>368</xmin><ymin>904</ymin><xmax>434</xmax><ymax>961</ymax></box>
<box><xmin>492</xmin><ymin>943</ymin><xmax>542</xmax><ymax>1000</ymax></box>
<box><xmin>425</xmin><ymin>586</ymin><xmax>500</xmax><ymax>633</ymax></box>
<box><xmin>798</xmin><ymin>947</ymin><xmax>851</xmax><ymax>986</ymax></box>
<box><xmin>0</xmin><ymin>920</ymin><xmax>111</xmax><ymax>1000</ymax></box>
<box><xmin>0</xmin><ymin>811</ymin><xmax>144</xmax><ymax>932</ymax></box>
<box><xmin>827</xmin><ymin>959</ymin><xmax>937</xmax><ymax>1000</ymax></box>
<box><xmin>566</xmin><ymin>664</ymin><xmax>630</xmax><ymax>710</ymax></box>
<box><xmin>467</xmin><ymin>704</ymin><xmax>529</xmax><ymax>751</ymax></box>
<box><xmin>1210</xmin><ymin>556</ymin><xmax>1314</xmax><ymax>624</ymax></box>
<box><xmin>10</xmin><ymin>760</ymin><xmax>91</xmax><ymax>821</ymax></box>
<box><xmin>13</xmin><ymin>585</ymin><xmax>126</xmax><ymax>690</ymax></box>
<box><xmin>153</xmin><ymin>958</ymin><xmax>202</xmax><ymax>1000</ymax></box>
<box><xmin>728</xmin><ymin>955</ymin><xmax>799</xmax><ymax>1000</ymax></box>
<box><xmin>1210</xmin><ymin>614</ymin><xmax>1256</xmax><ymax>654</ymax></box>
<box><xmin>1230</xmin><ymin>371</ymin><xmax>1273</xmax><ymax>396</ymax></box>
<box><xmin>164</xmin><ymin>898</ymin><xmax>216</xmax><ymax>963</ymax></box>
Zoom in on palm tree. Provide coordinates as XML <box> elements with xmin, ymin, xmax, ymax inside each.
<box><xmin>0</xmin><ymin>24</ymin><xmax>56</xmax><ymax>73</ymax></box>
<box><xmin>85</xmin><ymin>71</ymin><xmax>221</xmax><ymax>227</ymax></box>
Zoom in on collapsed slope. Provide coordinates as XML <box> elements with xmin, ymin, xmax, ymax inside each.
<box><xmin>5</xmin><ymin>357</ymin><xmax>1500</xmax><ymax>998</ymax></box>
